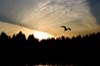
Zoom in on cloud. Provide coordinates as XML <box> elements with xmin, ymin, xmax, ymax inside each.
<box><xmin>88</xmin><ymin>0</ymin><xmax>100</xmax><ymax>24</ymax></box>
<box><xmin>0</xmin><ymin>0</ymin><xmax>100</xmax><ymax>36</ymax></box>
<box><xmin>21</xmin><ymin>0</ymin><xmax>99</xmax><ymax>31</ymax></box>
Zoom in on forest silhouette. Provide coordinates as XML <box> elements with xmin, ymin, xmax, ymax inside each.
<box><xmin>0</xmin><ymin>31</ymin><xmax>100</xmax><ymax>49</ymax></box>
<box><xmin>0</xmin><ymin>31</ymin><xmax>100</xmax><ymax>65</ymax></box>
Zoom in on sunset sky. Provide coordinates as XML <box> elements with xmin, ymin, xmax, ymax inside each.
<box><xmin>0</xmin><ymin>0</ymin><xmax>100</xmax><ymax>38</ymax></box>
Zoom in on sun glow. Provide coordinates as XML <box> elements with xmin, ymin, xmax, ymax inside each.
<box><xmin>32</xmin><ymin>31</ymin><xmax>54</xmax><ymax>40</ymax></box>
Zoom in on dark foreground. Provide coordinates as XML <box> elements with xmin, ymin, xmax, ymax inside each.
<box><xmin>0</xmin><ymin>32</ymin><xmax>100</xmax><ymax>65</ymax></box>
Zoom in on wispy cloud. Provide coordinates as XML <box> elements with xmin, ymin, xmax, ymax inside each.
<box><xmin>0</xmin><ymin>0</ymin><xmax>100</xmax><ymax>36</ymax></box>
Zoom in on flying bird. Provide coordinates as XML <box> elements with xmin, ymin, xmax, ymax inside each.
<box><xmin>61</xmin><ymin>26</ymin><xmax>71</xmax><ymax>31</ymax></box>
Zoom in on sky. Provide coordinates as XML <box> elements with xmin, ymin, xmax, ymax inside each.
<box><xmin>0</xmin><ymin>0</ymin><xmax>100</xmax><ymax>37</ymax></box>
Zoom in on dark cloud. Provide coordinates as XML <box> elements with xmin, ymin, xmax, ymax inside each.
<box><xmin>88</xmin><ymin>0</ymin><xmax>100</xmax><ymax>25</ymax></box>
<box><xmin>0</xmin><ymin>16</ymin><xmax>32</xmax><ymax>29</ymax></box>
<box><xmin>0</xmin><ymin>0</ymin><xmax>40</xmax><ymax>29</ymax></box>
<box><xmin>0</xmin><ymin>16</ymin><xmax>14</xmax><ymax>23</ymax></box>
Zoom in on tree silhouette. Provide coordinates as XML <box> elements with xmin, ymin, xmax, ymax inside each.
<box><xmin>27</xmin><ymin>34</ymin><xmax>39</xmax><ymax>48</ymax></box>
<box><xmin>0</xmin><ymin>31</ymin><xmax>100</xmax><ymax>64</ymax></box>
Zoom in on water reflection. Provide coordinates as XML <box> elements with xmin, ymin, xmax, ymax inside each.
<box><xmin>35</xmin><ymin>64</ymin><xmax>74</xmax><ymax>66</ymax></box>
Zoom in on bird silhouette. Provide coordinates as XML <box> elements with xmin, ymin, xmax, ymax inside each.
<box><xmin>61</xmin><ymin>26</ymin><xmax>71</xmax><ymax>31</ymax></box>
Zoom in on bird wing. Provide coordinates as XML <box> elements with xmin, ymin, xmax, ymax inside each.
<box><xmin>68</xmin><ymin>28</ymin><xmax>71</xmax><ymax>31</ymax></box>
<box><xmin>61</xmin><ymin>26</ymin><xmax>66</xmax><ymax>29</ymax></box>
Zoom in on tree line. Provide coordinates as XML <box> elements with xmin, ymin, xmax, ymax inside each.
<box><xmin>0</xmin><ymin>31</ymin><xmax>100</xmax><ymax>64</ymax></box>
<box><xmin>0</xmin><ymin>31</ymin><xmax>100</xmax><ymax>49</ymax></box>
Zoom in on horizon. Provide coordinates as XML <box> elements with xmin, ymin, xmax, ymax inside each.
<box><xmin>0</xmin><ymin>30</ymin><xmax>100</xmax><ymax>41</ymax></box>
